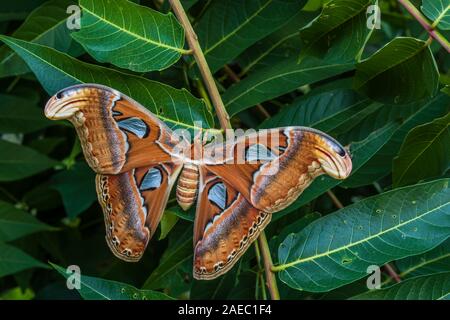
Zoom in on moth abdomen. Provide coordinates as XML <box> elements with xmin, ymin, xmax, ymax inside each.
<box><xmin>176</xmin><ymin>163</ymin><xmax>199</xmax><ymax>211</ymax></box>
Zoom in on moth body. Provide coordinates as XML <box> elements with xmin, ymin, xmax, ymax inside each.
<box><xmin>176</xmin><ymin>163</ymin><xmax>199</xmax><ymax>211</ymax></box>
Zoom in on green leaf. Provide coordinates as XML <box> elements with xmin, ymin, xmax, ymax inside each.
<box><xmin>421</xmin><ymin>0</ymin><xmax>450</xmax><ymax>30</ymax></box>
<box><xmin>72</xmin><ymin>0</ymin><xmax>187</xmax><ymax>72</ymax></box>
<box><xmin>193</xmin><ymin>0</ymin><xmax>307</xmax><ymax>73</ymax></box>
<box><xmin>259</xmin><ymin>88</ymin><xmax>370</xmax><ymax>131</ymax></box>
<box><xmin>304</xmin><ymin>0</ymin><xmax>325</xmax><ymax>11</ymax></box>
<box><xmin>143</xmin><ymin>226</ymin><xmax>192</xmax><ymax>292</ymax></box>
<box><xmin>0</xmin><ymin>200</ymin><xmax>55</xmax><ymax>242</ymax></box>
<box><xmin>50</xmin><ymin>262</ymin><xmax>173</xmax><ymax>300</ymax></box>
<box><xmin>0</xmin><ymin>140</ymin><xmax>58</xmax><ymax>182</ymax></box>
<box><xmin>224</xmin><ymin>56</ymin><xmax>354</xmax><ymax>116</ymax></box>
<box><xmin>271</xmin><ymin>212</ymin><xmax>322</xmax><ymax>263</ymax></box>
<box><xmin>0</xmin><ymin>243</ymin><xmax>48</xmax><ymax>278</ymax></box>
<box><xmin>354</xmin><ymin>37</ymin><xmax>439</xmax><ymax>105</ymax></box>
<box><xmin>159</xmin><ymin>211</ymin><xmax>179</xmax><ymax>240</ymax></box>
<box><xmin>0</xmin><ymin>93</ymin><xmax>52</xmax><ymax>133</ymax></box>
<box><xmin>393</xmin><ymin>112</ymin><xmax>450</xmax><ymax>187</ymax></box>
<box><xmin>28</xmin><ymin>137</ymin><xmax>65</xmax><ymax>155</ymax></box>
<box><xmin>275</xmin><ymin>122</ymin><xmax>399</xmax><ymax>220</ymax></box>
<box><xmin>276</xmin><ymin>178</ymin><xmax>450</xmax><ymax>292</ymax></box>
<box><xmin>396</xmin><ymin>239</ymin><xmax>450</xmax><ymax>279</ymax></box>
<box><xmin>341</xmin><ymin>94</ymin><xmax>450</xmax><ymax>188</ymax></box>
<box><xmin>351</xmin><ymin>272</ymin><xmax>450</xmax><ymax>300</ymax></box>
<box><xmin>236</xmin><ymin>10</ymin><xmax>316</xmax><ymax>75</ymax></box>
<box><xmin>49</xmin><ymin>162</ymin><xmax>97</xmax><ymax>218</ymax></box>
<box><xmin>0</xmin><ymin>36</ymin><xmax>214</xmax><ymax>131</ymax></box>
<box><xmin>0</xmin><ymin>287</ymin><xmax>35</xmax><ymax>300</ymax></box>
<box><xmin>0</xmin><ymin>1</ymin><xmax>47</xmax><ymax>22</ymax></box>
<box><xmin>0</xmin><ymin>0</ymin><xmax>82</xmax><ymax>78</ymax></box>
<box><xmin>299</xmin><ymin>0</ymin><xmax>377</xmax><ymax>63</ymax></box>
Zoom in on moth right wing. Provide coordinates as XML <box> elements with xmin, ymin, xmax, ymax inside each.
<box><xmin>203</xmin><ymin>127</ymin><xmax>352</xmax><ymax>213</ymax></box>
<box><xmin>193</xmin><ymin>167</ymin><xmax>270</xmax><ymax>280</ymax></box>
<box><xmin>45</xmin><ymin>84</ymin><xmax>180</xmax><ymax>174</ymax></box>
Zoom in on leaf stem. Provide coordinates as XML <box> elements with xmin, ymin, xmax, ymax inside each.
<box><xmin>398</xmin><ymin>0</ymin><xmax>450</xmax><ymax>52</ymax></box>
<box><xmin>383</xmin><ymin>263</ymin><xmax>402</xmax><ymax>283</ymax></box>
<box><xmin>327</xmin><ymin>190</ymin><xmax>344</xmax><ymax>209</ymax></box>
<box><xmin>169</xmin><ymin>0</ymin><xmax>231</xmax><ymax>129</ymax></box>
<box><xmin>6</xmin><ymin>76</ymin><xmax>20</xmax><ymax>93</ymax></box>
<box><xmin>258</xmin><ymin>231</ymin><xmax>280</xmax><ymax>300</ymax></box>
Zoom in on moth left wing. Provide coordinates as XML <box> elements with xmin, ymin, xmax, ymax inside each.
<box><xmin>45</xmin><ymin>84</ymin><xmax>180</xmax><ymax>174</ymax></box>
<box><xmin>193</xmin><ymin>167</ymin><xmax>270</xmax><ymax>280</ymax></box>
<box><xmin>97</xmin><ymin>162</ymin><xmax>182</xmax><ymax>261</ymax></box>
<box><xmin>203</xmin><ymin>127</ymin><xmax>352</xmax><ymax>213</ymax></box>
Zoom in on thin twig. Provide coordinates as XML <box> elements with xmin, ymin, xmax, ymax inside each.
<box><xmin>327</xmin><ymin>190</ymin><xmax>344</xmax><ymax>209</ymax></box>
<box><xmin>254</xmin><ymin>243</ymin><xmax>267</xmax><ymax>300</ymax></box>
<box><xmin>398</xmin><ymin>0</ymin><xmax>450</xmax><ymax>52</ymax></box>
<box><xmin>330</xmin><ymin>188</ymin><xmax>402</xmax><ymax>283</ymax></box>
<box><xmin>169</xmin><ymin>0</ymin><xmax>231</xmax><ymax>129</ymax></box>
<box><xmin>258</xmin><ymin>231</ymin><xmax>281</xmax><ymax>300</ymax></box>
<box><xmin>383</xmin><ymin>263</ymin><xmax>402</xmax><ymax>283</ymax></box>
<box><xmin>223</xmin><ymin>65</ymin><xmax>270</xmax><ymax>119</ymax></box>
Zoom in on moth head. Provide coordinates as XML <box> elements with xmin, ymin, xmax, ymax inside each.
<box><xmin>44</xmin><ymin>84</ymin><xmax>119</xmax><ymax>120</ymax></box>
<box><xmin>310</xmin><ymin>131</ymin><xmax>352</xmax><ymax>180</ymax></box>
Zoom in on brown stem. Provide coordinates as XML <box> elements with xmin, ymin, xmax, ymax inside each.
<box><xmin>169</xmin><ymin>0</ymin><xmax>231</xmax><ymax>129</ymax></box>
<box><xmin>384</xmin><ymin>263</ymin><xmax>402</xmax><ymax>283</ymax></box>
<box><xmin>258</xmin><ymin>231</ymin><xmax>281</xmax><ymax>300</ymax></box>
<box><xmin>169</xmin><ymin>0</ymin><xmax>279</xmax><ymax>300</ymax></box>
<box><xmin>223</xmin><ymin>65</ymin><xmax>270</xmax><ymax>119</ymax></box>
<box><xmin>398</xmin><ymin>0</ymin><xmax>450</xmax><ymax>52</ymax></box>
<box><xmin>327</xmin><ymin>190</ymin><xmax>344</xmax><ymax>209</ymax></box>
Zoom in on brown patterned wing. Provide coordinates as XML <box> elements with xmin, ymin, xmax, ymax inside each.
<box><xmin>97</xmin><ymin>163</ymin><xmax>182</xmax><ymax>262</ymax></box>
<box><xmin>44</xmin><ymin>84</ymin><xmax>179</xmax><ymax>174</ymax></box>
<box><xmin>203</xmin><ymin>127</ymin><xmax>352</xmax><ymax>213</ymax></box>
<box><xmin>193</xmin><ymin>167</ymin><xmax>270</xmax><ymax>280</ymax></box>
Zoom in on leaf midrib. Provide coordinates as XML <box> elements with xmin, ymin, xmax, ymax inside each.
<box><xmin>240</xmin><ymin>31</ymin><xmax>300</xmax><ymax>75</ymax></box>
<box><xmin>395</xmin><ymin>118</ymin><xmax>449</xmax><ymax>185</ymax></box>
<box><xmin>357</xmin><ymin>39</ymin><xmax>428</xmax><ymax>88</ymax></box>
<box><xmin>225</xmin><ymin>62</ymin><xmax>353</xmax><ymax>109</ymax></box>
<box><xmin>275</xmin><ymin>189</ymin><xmax>449</xmax><ymax>271</ymax></box>
<box><xmin>400</xmin><ymin>252</ymin><xmax>450</xmax><ymax>278</ymax></box>
<box><xmin>302</xmin><ymin>0</ymin><xmax>372</xmax><ymax>50</ymax></box>
<box><xmin>0</xmin><ymin>14</ymin><xmax>67</xmax><ymax>66</ymax></box>
<box><xmin>79</xmin><ymin>4</ymin><xmax>186</xmax><ymax>54</ymax></box>
<box><xmin>190</xmin><ymin>0</ymin><xmax>274</xmax><ymax>68</ymax></box>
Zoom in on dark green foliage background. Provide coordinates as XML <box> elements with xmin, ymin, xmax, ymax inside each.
<box><xmin>0</xmin><ymin>0</ymin><xmax>449</xmax><ymax>300</ymax></box>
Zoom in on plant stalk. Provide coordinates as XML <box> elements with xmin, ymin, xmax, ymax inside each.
<box><xmin>398</xmin><ymin>0</ymin><xmax>450</xmax><ymax>52</ymax></box>
<box><xmin>383</xmin><ymin>263</ymin><xmax>402</xmax><ymax>283</ymax></box>
<box><xmin>169</xmin><ymin>0</ymin><xmax>231</xmax><ymax>129</ymax></box>
<box><xmin>258</xmin><ymin>231</ymin><xmax>281</xmax><ymax>300</ymax></box>
<box><xmin>327</xmin><ymin>190</ymin><xmax>344</xmax><ymax>209</ymax></box>
<box><xmin>169</xmin><ymin>0</ymin><xmax>279</xmax><ymax>300</ymax></box>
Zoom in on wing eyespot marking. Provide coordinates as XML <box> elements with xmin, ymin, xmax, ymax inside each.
<box><xmin>140</xmin><ymin>167</ymin><xmax>163</xmax><ymax>191</ymax></box>
<box><xmin>207</xmin><ymin>182</ymin><xmax>227</xmax><ymax>210</ymax></box>
<box><xmin>117</xmin><ymin>117</ymin><xmax>149</xmax><ymax>139</ymax></box>
<box><xmin>245</xmin><ymin>144</ymin><xmax>277</xmax><ymax>162</ymax></box>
